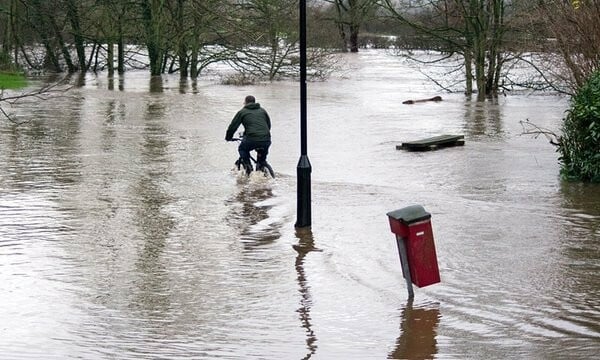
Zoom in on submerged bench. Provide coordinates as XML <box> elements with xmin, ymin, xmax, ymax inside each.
<box><xmin>397</xmin><ymin>134</ymin><xmax>465</xmax><ymax>151</ymax></box>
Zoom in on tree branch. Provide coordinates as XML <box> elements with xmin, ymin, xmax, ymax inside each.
<box><xmin>519</xmin><ymin>119</ymin><xmax>561</xmax><ymax>146</ymax></box>
<box><xmin>1</xmin><ymin>77</ymin><xmax>72</xmax><ymax>126</ymax></box>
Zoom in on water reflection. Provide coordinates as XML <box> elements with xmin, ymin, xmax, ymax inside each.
<box><xmin>3</xmin><ymin>89</ymin><xmax>84</xmax><ymax>190</ymax></box>
<box><xmin>131</xmin><ymin>99</ymin><xmax>175</xmax><ymax>316</ymax></box>
<box><xmin>48</xmin><ymin>97</ymin><xmax>83</xmax><ymax>186</ymax></box>
<box><xmin>293</xmin><ymin>227</ymin><xmax>319</xmax><ymax>359</ymax></box>
<box><xmin>559</xmin><ymin>181</ymin><xmax>600</xmax><ymax>246</ymax></box>
<box><xmin>75</xmin><ymin>73</ymin><xmax>86</xmax><ymax>87</ymax></box>
<box><xmin>63</xmin><ymin>72</ymin><xmax>86</xmax><ymax>87</ymax></box>
<box><xmin>149</xmin><ymin>75</ymin><xmax>163</xmax><ymax>93</ymax></box>
<box><xmin>560</xmin><ymin>182</ymin><xmax>600</xmax><ymax>215</ymax></box>
<box><xmin>107</xmin><ymin>74</ymin><xmax>125</xmax><ymax>91</ymax></box>
<box><xmin>388</xmin><ymin>300</ymin><xmax>440</xmax><ymax>360</ymax></box>
<box><xmin>558</xmin><ymin>182</ymin><xmax>600</xmax><ymax>307</ymax></box>
<box><xmin>178</xmin><ymin>77</ymin><xmax>194</xmax><ymax>94</ymax></box>
<box><xmin>462</xmin><ymin>99</ymin><xmax>504</xmax><ymax>138</ymax></box>
<box><xmin>102</xmin><ymin>99</ymin><xmax>125</xmax><ymax>151</ymax></box>
<box><xmin>225</xmin><ymin>180</ymin><xmax>280</xmax><ymax>247</ymax></box>
<box><xmin>4</xmin><ymin>124</ymin><xmax>43</xmax><ymax>190</ymax></box>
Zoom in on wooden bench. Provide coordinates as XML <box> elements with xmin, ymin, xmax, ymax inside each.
<box><xmin>397</xmin><ymin>134</ymin><xmax>465</xmax><ymax>151</ymax></box>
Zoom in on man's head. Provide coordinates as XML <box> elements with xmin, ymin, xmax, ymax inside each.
<box><xmin>244</xmin><ymin>95</ymin><xmax>256</xmax><ymax>105</ymax></box>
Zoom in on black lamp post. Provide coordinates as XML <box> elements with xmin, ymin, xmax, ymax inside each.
<box><xmin>295</xmin><ymin>0</ymin><xmax>311</xmax><ymax>228</ymax></box>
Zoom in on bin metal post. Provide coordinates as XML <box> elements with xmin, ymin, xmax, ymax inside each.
<box><xmin>395</xmin><ymin>235</ymin><xmax>414</xmax><ymax>299</ymax></box>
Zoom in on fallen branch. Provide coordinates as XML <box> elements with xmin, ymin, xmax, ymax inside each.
<box><xmin>519</xmin><ymin>119</ymin><xmax>561</xmax><ymax>146</ymax></box>
<box><xmin>402</xmin><ymin>96</ymin><xmax>442</xmax><ymax>104</ymax></box>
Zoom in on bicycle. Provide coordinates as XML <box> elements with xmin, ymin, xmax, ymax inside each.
<box><xmin>231</xmin><ymin>138</ymin><xmax>275</xmax><ymax>178</ymax></box>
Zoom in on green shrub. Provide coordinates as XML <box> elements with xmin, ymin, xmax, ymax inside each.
<box><xmin>558</xmin><ymin>70</ymin><xmax>600</xmax><ymax>182</ymax></box>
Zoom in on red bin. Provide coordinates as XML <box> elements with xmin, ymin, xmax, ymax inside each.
<box><xmin>387</xmin><ymin>205</ymin><xmax>440</xmax><ymax>288</ymax></box>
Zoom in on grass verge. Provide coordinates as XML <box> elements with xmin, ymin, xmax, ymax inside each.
<box><xmin>0</xmin><ymin>72</ymin><xmax>27</xmax><ymax>90</ymax></box>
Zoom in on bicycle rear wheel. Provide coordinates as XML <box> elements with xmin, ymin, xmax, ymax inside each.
<box><xmin>235</xmin><ymin>158</ymin><xmax>253</xmax><ymax>176</ymax></box>
<box><xmin>257</xmin><ymin>163</ymin><xmax>275</xmax><ymax>178</ymax></box>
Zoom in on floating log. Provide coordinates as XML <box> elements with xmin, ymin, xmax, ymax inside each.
<box><xmin>397</xmin><ymin>134</ymin><xmax>465</xmax><ymax>151</ymax></box>
<box><xmin>402</xmin><ymin>96</ymin><xmax>442</xmax><ymax>105</ymax></box>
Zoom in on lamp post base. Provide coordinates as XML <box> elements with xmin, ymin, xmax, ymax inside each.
<box><xmin>295</xmin><ymin>155</ymin><xmax>312</xmax><ymax>228</ymax></box>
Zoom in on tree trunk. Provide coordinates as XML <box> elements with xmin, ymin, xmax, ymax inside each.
<box><xmin>47</xmin><ymin>10</ymin><xmax>75</xmax><ymax>73</ymax></box>
<box><xmin>1</xmin><ymin>5</ymin><xmax>10</xmax><ymax>60</ymax></box>
<box><xmin>29</xmin><ymin>0</ymin><xmax>62</xmax><ymax>72</ymax></box>
<box><xmin>485</xmin><ymin>0</ymin><xmax>504</xmax><ymax>98</ymax></box>
<box><xmin>176</xmin><ymin>0</ymin><xmax>188</xmax><ymax>78</ymax></box>
<box><xmin>349</xmin><ymin>24</ymin><xmax>359</xmax><ymax>52</ymax></box>
<box><xmin>42</xmin><ymin>43</ymin><xmax>61</xmax><ymax>72</ymax></box>
<box><xmin>337</xmin><ymin>23</ymin><xmax>348</xmax><ymax>52</ymax></box>
<box><xmin>118</xmin><ymin>32</ymin><xmax>125</xmax><ymax>74</ymax></box>
<box><xmin>160</xmin><ymin>51</ymin><xmax>170</xmax><ymax>73</ymax></box>
<box><xmin>475</xmin><ymin>43</ymin><xmax>487</xmax><ymax>101</ymax></box>
<box><xmin>469</xmin><ymin>0</ymin><xmax>489</xmax><ymax>101</ymax></box>
<box><xmin>464</xmin><ymin>50</ymin><xmax>474</xmax><ymax>96</ymax></box>
<box><xmin>107</xmin><ymin>41</ymin><xmax>114</xmax><ymax>76</ymax></box>
<box><xmin>189</xmin><ymin>7</ymin><xmax>201</xmax><ymax>79</ymax></box>
<box><xmin>190</xmin><ymin>36</ymin><xmax>199</xmax><ymax>79</ymax></box>
<box><xmin>141</xmin><ymin>0</ymin><xmax>165</xmax><ymax>76</ymax></box>
<box><xmin>66</xmin><ymin>0</ymin><xmax>87</xmax><ymax>72</ymax></box>
<box><xmin>10</xmin><ymin>0</ymin><xmax>19</xmax><ymax>67</ymax></box>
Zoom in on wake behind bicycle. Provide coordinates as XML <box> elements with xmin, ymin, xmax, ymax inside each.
<box><xmin>231</xmin><ymin>138</ymin><xmax>275</xmax><ymax>178</ymax></box>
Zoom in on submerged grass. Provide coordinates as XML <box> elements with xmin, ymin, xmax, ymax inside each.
<box><xmin>0</xmin><ymin>72</ymin><xmax>27</xmax><ymax>90</ymax></box>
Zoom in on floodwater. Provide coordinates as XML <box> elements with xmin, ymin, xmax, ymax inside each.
<box><xmin>1</xmin><ymin>50</ymin><xmax>599</xmax><ymax>359</ymax></box>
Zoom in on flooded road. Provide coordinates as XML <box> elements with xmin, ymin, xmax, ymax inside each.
<box><xmin>1</xmin><ymin>50</ymin><xmax>599</xmax><ymax>359</ymax></box>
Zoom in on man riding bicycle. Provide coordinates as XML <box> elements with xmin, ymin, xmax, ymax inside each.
<box><xmin>225</xmin><ymin>95</ymin><xmax>272</xmax><ymax>173</ymax></box>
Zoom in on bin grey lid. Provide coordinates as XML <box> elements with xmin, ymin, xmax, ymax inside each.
<box><xmin>386</xmin><ymin>205</ymin><xmax>431</xmax><ymax>225</ymax></box>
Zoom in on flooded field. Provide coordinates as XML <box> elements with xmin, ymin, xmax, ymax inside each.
<box><xmin>1</xmin><ymin>50</ymin><xmax>599</xmax><ymax>359</ymax></box>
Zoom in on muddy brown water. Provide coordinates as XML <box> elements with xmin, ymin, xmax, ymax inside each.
<box><xmin>1</xmin><ymin>50</ymin><xmax>599</xmax><ymax>359</ymax></box>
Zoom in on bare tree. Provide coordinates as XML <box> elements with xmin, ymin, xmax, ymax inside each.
<box><xmin>1</xmin><ymin>0</ymin><xmax>336</xmax><ymax>80</ymax></box>
<box><xmin>139</xmin><ymin>0</ymin><xmax>167</xmax><ymax>76</ymax></box>
<box><xmin>225</xmin><ymin>0</ymin><xmax>301</xmax><ymax>81</ymax></box>
<box><xmin>380</xmin><ymin>0</ymin><xmax>517</xmax><ymax>101</ymax></box>
<box><xmin>87</xmin><ymin>0</ymin><xmax>129</xmax><ymax>75</ymax></box>
<box><xmin>0</xmin><ymin>0</ymin><xmax>19</xmax><ymax>70</ymax></box>
<box><xmin>323</xmin><ymin>0</ymin><xmax>378</xmax><ymax>52</ymax></box>
<box><xmin>163</xmin><ymin>0</ymin><xmax>231</xmax><ymax>79</ymax></box>
<box><xmin>65</xmin><ymin>0</ymin><xmax>86</xmax><ymax>72</ymax></box>
<box><xmin>188</xmin><ymin>0</ymin><xmax>232</xmax><ymax>78</ymax></box>
<box><xmin>217</xmin><ymin>0</ymin><xmax>338</xmax><ymax>82</ymax></box>
<box><xmin>532</xmin><ymin>1</ymin><xmax>600</xmax><ymax>93</ymax></box>
<box><xmin>25</xmin><ymin>0</ymin><xmax>63</xmax><ymax>72</ymax></box>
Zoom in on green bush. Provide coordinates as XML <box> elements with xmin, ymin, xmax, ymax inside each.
<box><xmin>558</xmin><ymin>70</ymin><xmax>600</xmax><ymax>182</ymax></box>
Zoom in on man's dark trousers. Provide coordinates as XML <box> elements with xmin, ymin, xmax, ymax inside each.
<box><xmin>239</xmin><ymin>138</ymin><xmax>271</xmax><ymax>165</ymax></box>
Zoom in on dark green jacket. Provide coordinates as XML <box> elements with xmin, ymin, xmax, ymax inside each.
<box><xmin>225</xmin><ymin>103</ymin><xmax>271</xmax><ymax>142</ymax></box>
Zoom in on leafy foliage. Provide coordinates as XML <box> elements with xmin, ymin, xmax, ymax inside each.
<box><xmin>559</xmin><ymin>70</ymin><xmax>600</xmax><ymax>182</ymax></box>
